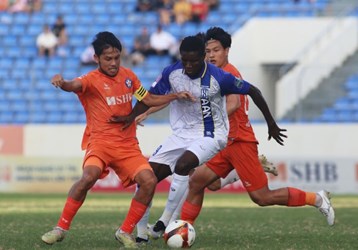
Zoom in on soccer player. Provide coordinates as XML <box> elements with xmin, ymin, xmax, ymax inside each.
<box><xmin>40</xmin><ymin>31</ymin><xmax>194</xmax><ymax>248</ymax></box>
<box><xmin>110</xmin><ymin>35</ymin><xmax>287</xmax><ymax>241</ymax></box>
<box><xmin>179</xmin><ymin>27</ymin><xmax>335</xmax><ymax>228</ymax></box>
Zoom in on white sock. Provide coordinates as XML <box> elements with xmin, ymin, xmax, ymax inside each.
<box><xmin>169</xmin><ymin>188</ymin><xmax>188</xmax><ymax>225</ymax></box>
<box><xmin>220</xmin><ymin>170</ymin><xmax>240</xmax><ymax>188</ymax></box>
<box><xmin>136</xmin><ymin>202</ymin><xmax>151</xmax><ymax>240</ymax></box>
<box><xmin>158</xmin><ymin>173</ymin><xmax>189</xmax><ymax>226</ymax></box>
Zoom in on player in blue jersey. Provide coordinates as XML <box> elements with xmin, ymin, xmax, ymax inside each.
<box><xmin>110</xmin><ymin>36</ymin><xmax>286</xmax><ymax>243</ymax></box>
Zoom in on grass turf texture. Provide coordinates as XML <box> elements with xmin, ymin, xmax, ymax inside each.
<box><xmin>0</xmin><ymin>193</ymin><xmax>357</xmax><ymax>250</ymax></box>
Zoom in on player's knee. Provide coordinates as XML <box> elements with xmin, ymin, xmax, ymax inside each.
<box><xmin>78</xmin><ymin>174</ymin><xmax>97</xmax><ymax>191</ymax></box>
<box><xmin>174</xmin><ymin>162</ymin><xmax>192</xmax><ymax>175</ymax></box>
<box><xmin>188</xmin><ymin>178</ymin><xmax>205</xmax><ymax>193</ymax></box>
<box><xmin>140</xmin><ymin>175</ymin><xmax>157</xmax><ymax>192</ymax></box>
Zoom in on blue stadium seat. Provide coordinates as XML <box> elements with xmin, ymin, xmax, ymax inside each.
<box><xmin>46</xmin><ymin>112</ymin><xmax>63</xmax><ymax>123</ymax></box>
<box><xmin>0</xmin><ymin>58</ymin><xmax>13</xmax><ymax>69</ymax></box>
<box><xmin>62</xmin><ymin>112</ymin><xmax>78</xmax><ymax>123</ymax></box>
<box><xmin>30</xmin><ymin>13</ymin><xmax>45</xmax><ymax>24</ymax></box>
<box><xmin>0</xmin><ymin>111</ymin><xmax>13</xmax><ymax>124</ymax></box>
<box><xmin>0</xmin><ymin>100</ymin><xmax>11</xmax><ymax>112</ymax></box>
<box><xmin>29</xmin><ymin>111</ymin><xmax>47</xmax><ymax>123</ymax></box>
<box><xmin>333</xmin><ymin>98</ymin><xmax>352</xmax><ymax>111</ymax></box>
<box><xmin>3</xmin><ymin>36</ymin><xmax>17</xmax><ymax>46</ymax></box>
<box><xmin>13</xmin><ymin>111</ymin><xmax>30</xmax><ymax>124</ymax></box>
<box><xmin>0</xmin><ymin>24</ymin><xmax>9</xmax><ymax>36</ymax></box>
<box><xmin>5</xmin><ymin>46</ymin><xmax>20</xmax><ymax>58</ymax></box>
<box><xmin>11</xmin><ymin>24</ymin><xmax>26</xmax><ymax>35</ymax></box>
<box><xmin>0</xmin><ymin>68</ymin><xmax>10</xmax><ymax>78</ymax></box>
<box><xmin>42</xmin><ymin>2</ymin><xmax>57</xmax><ymax>14</ymax></box>
<box><xmin>18</xmin><ymin>36</ymin><xmax>36</xmax><ymax>47</ymax></box>
<box><xmin>92</xmin><ymin>3</ymin><xmax>107</xmax><ymax>14</ymax></box>
<box><xmin>27</xmin><ymin>25</ymin><xmax>42</xmax><ymax>36</ymax></box>
<box><xmin>10</xmin><ymin>100</ymin><xmax>28</xmax><ymax>112</ymax></box>
<box><xmin>13</xmin><ymin>13</ymin><xmax>30</xmax><ymax>25</ymax></box>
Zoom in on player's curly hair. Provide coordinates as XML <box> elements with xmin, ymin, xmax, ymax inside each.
<box><xmin>92</xmin><ymin>31</ymin><xmax>122</xmax><ymax>56</ymax></box>
<box><xmin>205</xmin><ymin>27</ymin><xmax>231</xmax><ymax>49</ymax></box>
<box><xmin>180</xmin><ymin>36</ymin><xmax>205</xmax><ymax>56</ymax></box>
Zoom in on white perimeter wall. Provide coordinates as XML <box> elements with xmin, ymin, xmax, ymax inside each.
<box><xmin>18</xmin><ymin>123</ymin><xmax>358</xmax><ymax>194</ymax></box>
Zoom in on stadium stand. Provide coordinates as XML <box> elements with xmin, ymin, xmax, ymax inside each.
<box><xmin>0</xmin><ymin>0</ymin><xmax>342</xmax><ymax>124</ymax></box>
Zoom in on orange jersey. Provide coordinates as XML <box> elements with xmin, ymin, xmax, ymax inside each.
<box><xmin>76</xmin><ymin>67</ymin><xmax>148</xmax><ymax>149</ymax></box>
<box><xmin>223</xmin><ymin>63</ymin><xmax>258</xmax><ymax>143</ymax></box>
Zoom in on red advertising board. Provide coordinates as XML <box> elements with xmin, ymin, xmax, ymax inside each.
<box><xmin>0</xmin><ymin>126</ymin><xmax>23</xmax><ymax>155</ymax></box>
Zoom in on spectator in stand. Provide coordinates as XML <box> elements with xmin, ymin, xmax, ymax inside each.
<box><xmin>0</xmin><ymin>0</ymin><xmax>10</xmax><ymax>11</ymax></box>
<box><xmin>80</xmin><ymin>45</ymin><xmax>96</xmax><ymax>66</ymax></box>
<box><xmin>52</xmin><ymin>15</ymin><xmax>68</xmax><ymax>57</ymax></box>
<box><xmin>7</xmin><ymin>0</ymin><xmax>41</xmax><ymax>12</ymax></box>
<box><xmin>52</xmin><ymin>15</ymin><xmax>67</xmax><ymax>45</ymax></box>
<box><xmin>135</xmin><ymin>0</ymin><xmax>155</xmax><ymax>12</ymax></box>
<box><xmin>190</xmin><ymin>0</ymin><xmax>209</xmax><ymax>23</ymax></box>
<box><xmin>130</xmin><ymin>27</ymin><xmax>155</xmax><ymax>65</ymax></box>
<box><xmin>36</xmin><ymin>24</ymin><xmax>58</xmax><ymax>57</ymax></box>
<box><xmin>204</xmin><ymin>0</ymin><xmax>219</xmax><ymax>10</ymax></box>
<box><xmin>157</xmin><ymin>0</ymin><xmax>174</xmax><ymax>26</ymax></box>
<box><xmin>173</xmin><ymin>0</ymin><xmax>192</xmax><ymax>25</ymax></box>
<box><xmin>27</xmin><ymin>0</ymin><xmax>42</xmax><ymax>12</ymax></box>
<box><xmin>149</xmin><ymin>24</ymin><xmax>177</xmax><ymax>56</ymax></box>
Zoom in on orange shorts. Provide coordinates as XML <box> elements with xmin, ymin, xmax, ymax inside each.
<box><xmin>83</xmin><ymin>140</ymin><xmax>152</xmax><ymax>188</ymax></box>
<box><xmin>206</xmin><ymin>141</ymin><xmax>267</xmax><ymax>192</ymax></box>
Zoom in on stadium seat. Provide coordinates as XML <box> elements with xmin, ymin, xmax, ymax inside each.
<box><xmin>0</xmin><ymin>111</ymin><xmax>13</xmax><ymax>124</ymax></box>
<box><xmin>46</xmin><ymin>112</ymin><xmax>63</xmax><ymax>123</ymax></box>
<box><xmin>13</xmin><ymin>111</ymin><xmax>30</xmax><ymax>124</ymax></box>
<box><xmin>29</xmin><ymin>111</ymin><xmax>47</xmax><ymax>123</ymax></box>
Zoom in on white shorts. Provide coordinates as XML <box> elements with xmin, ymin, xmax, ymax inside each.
<box><xmin>149</xmin><ymin>134</ymin><xmax>227</xmax><ymax>173</ymax></box>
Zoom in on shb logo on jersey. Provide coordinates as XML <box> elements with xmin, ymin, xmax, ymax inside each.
<box><xmin>125</xmin><ymin>78</ymin><xmax>132</xmax><ymax>88</ymax></box>
<box><xmin>103</xmin><ymin>83</ymin><xmax>110</xmax><ymax>90</ymax></box>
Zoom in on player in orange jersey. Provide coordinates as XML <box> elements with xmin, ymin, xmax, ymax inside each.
<box><xmin>40</xmin><ymin>31</ymin><xmax>194</xmax><ymax>248</ymax></box>
<box><xmin>180</xmin><ymin>27</ymin><xmax>335</xmax><ymax>229</ymax></box>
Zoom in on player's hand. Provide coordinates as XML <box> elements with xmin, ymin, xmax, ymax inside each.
<box><xmin>177</xmin><ymin>91</ymin><xmax>196</xmax><ymax>102</ymax></box>
<box><xmin>267</xmin><ymin>122</ymin><xmax>287</xmax><ymax>146</ymax></box>
<box><xmin>135</xmin><ymin>113</ymin><xmax>148</xmax><ymax>127</ymax></box>
<box><xmin>108</xmin><ymin>115</ymin><xmax>135</xmax><ymax>130</ymax></box>
<box><xmin>51</xmin><ymin>74</ymin><xmax>65</xmax><ymax>88</ymax></box>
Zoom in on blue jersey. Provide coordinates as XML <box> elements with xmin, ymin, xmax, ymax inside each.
<box><xmin>149</xmin><ymin>61</ymin><xmax>250</xmax><ymax>139</ymax></box>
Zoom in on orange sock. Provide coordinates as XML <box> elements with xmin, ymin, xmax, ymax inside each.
<box><xmin>287</xmin><ymin>187</ymin><xmax>306</xmax><ymax>207</ymax></box>
<box><xmin>57</xmin><ymin>197</ymin><xmax>83</xmax><ymax>230</ymax></box>
<box><xmin>305</xmin><ymin>192</ymin><xmax>316</xmax><ymax>206</ymax></box>
<box><xmin>120</xmin><ymin>199</ymin><xmax>147</xmax><ymax>234</ymax></box>
<box><xmin>181</xmin><ymin>201</ymin><xmax>202</xmax><ymax>225</ymax></box>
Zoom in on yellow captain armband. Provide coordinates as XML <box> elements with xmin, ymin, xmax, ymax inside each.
<box><xmin>134</xmin><ymin>85</ymin><xmax>148</xmax><ymax>101</ymax></box>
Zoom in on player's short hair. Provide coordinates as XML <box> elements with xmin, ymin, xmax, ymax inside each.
<box><xmin>180</xmin><ymin>36</ymin><xmax>205</xmax><ymax>57</ymax></box>
<box><xmin>92</xmin><ymin>31</ymin><xmax>122</xmax><ymax>56</ymax></box>
<box><xmin>205</xmin><ymin>27</ymin><xmax>231</xmax><ymax>49</ymax></box>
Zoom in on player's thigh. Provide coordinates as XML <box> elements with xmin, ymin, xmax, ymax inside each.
<box><xmin>149</xmin><ymin>134</ymin><xmax>188</xmax><ymax>172</ymax></box>
<box><xmin>150</xmin><ymin>161</ymin><xmax>172</xmax><ymax>182</ymax></box>
<box><xmin>186</xmin><ymin>135</ymin><xmax>227</xmax><ymax>165</ymax></box>
<box><xmin>229</xmin><ymin>142</ymin><xmax>267</xmax><ymax>192</ymax></box>
<box><xmin>206</xmin><ymin>149</ymin><xmax>233</xmax><ymax>178</ymax></box>
<box><xmin>111</xmin><ymin>147</ymin><xmax>153</xmax><ymax>188</ymax></box>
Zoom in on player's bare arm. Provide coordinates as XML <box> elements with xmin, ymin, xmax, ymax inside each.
<box><xmin>109</xmin><ymin>91</ymin><xmax>195</xmax><ymax>129</ymax></box>
<box><xmin>51</xmin><ymin>74</ymin><xmax>82</xmax><ymax>93</ymax></box>
<box><xmin>247</xmin><ymin>84</ymin><xmax>287</xmax><ymax>146</ymax></box>
<box><xmin>225</xmin><ymin>94</ymin><xmax>240</xmax><ymax>116</ymax></box>
<box><xmin>136</xmin><ymin>103</ymin><xmax>169</xmax><ymax>125</ymax></box>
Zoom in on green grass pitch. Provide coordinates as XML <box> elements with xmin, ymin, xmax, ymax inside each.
<box><xmin>0</xmin><ymin>192</ymin><xmax>357</xmax><ymax>249</ymax></box>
